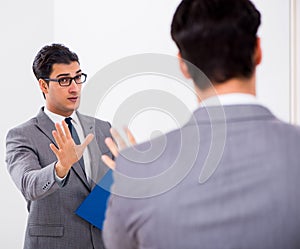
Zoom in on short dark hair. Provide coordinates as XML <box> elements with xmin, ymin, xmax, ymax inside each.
<box><xmin>32</xmin><ymin>43</ymin><xmax>79</xmax><ymax>80</ymax></box>
<box><xmin>171</xmin><ymin>0</ymin><xmax>261</xmax><ymax>89</ymax></box>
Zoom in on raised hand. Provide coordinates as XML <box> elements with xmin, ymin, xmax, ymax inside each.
<box><xmin>50</xmin><ymin>120</ymin><xmax>94</xmax><ymax>178</ymax></box>
<box><xmin>101</xmin><ymin>127</ymin><xmax>136</xmax><ymax>170</ymax></box>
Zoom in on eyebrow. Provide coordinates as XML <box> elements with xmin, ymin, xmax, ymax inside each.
<box><xmin>56</xmin><ymin>69</ymin><xmax>82</xmax><ymax>78</ymax></box>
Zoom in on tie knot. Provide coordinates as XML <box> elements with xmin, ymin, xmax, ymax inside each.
<box><xmin>65</xmin><ymin>117</ymin><xmax>73</xmax><ymax>135</ymax></box>
<box><xmin>65</xmin><ymin>117</ymin><xmax>72</xmax><ymax>125</ymax></box>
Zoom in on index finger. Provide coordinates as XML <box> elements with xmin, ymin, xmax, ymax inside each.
<box><xmin>54</xmin><ymin>123</ymin><xmax>65</xmax><ymax>144</ymax></box>
<box><xmin>81</xmin><ymin>133</ymin><xmax>94</xmax><ymax>149</ymax></box>
<box><xmin>62</xmin><ymin>120</ymin><xmax>72</xmax><ymax>140</ymax></box>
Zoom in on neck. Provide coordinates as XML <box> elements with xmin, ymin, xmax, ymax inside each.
<box><xmin>195</xmin><ymin>74</ymin><xmax>256</xmax><ymax>103</ymax></box>
<box><xmin>45</xmin><ymin>105</ymin><xmax>74</xmax><ymax>117</ymax></box>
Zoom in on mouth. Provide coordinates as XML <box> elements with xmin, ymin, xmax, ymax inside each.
<box><xmin>67</xmin><ymin>96</ymin><xmax>79</xmax><ymax>103</ymax></box>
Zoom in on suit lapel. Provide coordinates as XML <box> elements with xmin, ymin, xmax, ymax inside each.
<box><xmin>70</xmin><ymin>113</ymin><xmax>91</xmax><ymax>191</ymax></box>
<box><xmin>77</xmin><ymin>112</ymin><xmax>101</xmax><ymax>190</ymax></box>
<box><xmin>72</xmin><ymin>164</ymin><xmax>90</xmax><ymax>191</ymax></box>
<box><xmin>77</xmin><ymin>112</ymin><xmax>109</xmax><ymax>190</ymax></box>
<box><xmin>35</xmin><ymin>108</ymin><xmax>57</xmax><ymax>145</ymax></box>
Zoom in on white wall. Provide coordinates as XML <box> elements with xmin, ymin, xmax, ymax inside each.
<box><xmin>54</xmin><ymin>0</ymin><xmax>292</xmax><ymax>141</ymax></box>
<box><xmin>294</xmin><ymin>0</ymin><xmax>300</xmax><ymax>123</ymax></box>
<box><xmin>0</xmin><ymin>1</ymin><xmax>54</xmax><ymax>248</ymax></box>
<box><xmin>253</xmin><ymin>0</ymin><xmax>291</xmax><ymax>122</ymax></box>
<box><xmin>0</xmin><ymin>0</ymin><xmax>296</xmax><ymax>248</ymax></box>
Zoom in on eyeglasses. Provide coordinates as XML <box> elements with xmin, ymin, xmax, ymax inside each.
<box><xmin>43</xmin><ymin>73</ymin><xmax>87</xmax><ymax>87</ymax></box>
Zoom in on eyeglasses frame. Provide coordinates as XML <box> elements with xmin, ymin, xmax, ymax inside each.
<box><xmin>43</xmin><ymin>73</ymin><xmax>87</xmax><ymax>87</ymax></box>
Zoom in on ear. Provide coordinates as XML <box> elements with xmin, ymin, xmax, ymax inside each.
<box><xmin>39</xmin><ymin>79</ymin><xmax>49</xmax><ymax>94</ymax></box>
<box><xmin>254</xmin><ymin>37</ymin><xmax>262</xmax><ymax>66</ymax></box>
<box><xmin>178</xmin><ymin>52</ymin><xmax>192</xmax><ymax>79</ymax></box>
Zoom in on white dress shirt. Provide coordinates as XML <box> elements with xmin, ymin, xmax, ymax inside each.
<box><xmin>44</xmin><ymin>107</ymin><xmax>92</xmax><ymax>185</ymax></box>
<box><xmin>200</xmin><ymin>93</ymin><xmax>261</xmax><ymax>107</ymax></box>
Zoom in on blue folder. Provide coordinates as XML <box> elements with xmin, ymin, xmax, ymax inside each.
<box><xmin>76</xmin><ymin>169</ymin><xmax>113</xmax><ymax>230</ymax></box>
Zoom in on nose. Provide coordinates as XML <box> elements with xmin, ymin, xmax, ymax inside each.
<box><xmin>68</xmin><ymin>80</ymin><xmax>80</xmax><ymax>92</ymax></box>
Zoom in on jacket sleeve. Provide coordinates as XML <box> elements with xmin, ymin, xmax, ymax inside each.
<box><xmin>103</xmin><ymin>194</ymin><xmax>138</xmax><ymax>249</ymax></box>
<box><xmin>6</xmin><ymin>127</ymin><xmax>61</xmax><ymax>201</ymax></box>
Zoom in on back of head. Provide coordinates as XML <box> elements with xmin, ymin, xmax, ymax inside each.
<box><xmin>32</xmin><ymin>43</ymin><xmax>79</xmax><ymax>80</ymax></box>
<box><xmin>171</xmin><ymin>0</ymin><xmax>261</xmax><ymax>89</ymax></box>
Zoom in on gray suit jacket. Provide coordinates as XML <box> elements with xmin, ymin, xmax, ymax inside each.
<box><xmin>103</xmin><ymin>105</ymin><xmax>300</xmax><ymax>249</ymax></box>
<box><xmin>6</xmin><ymin>108</ymin><xmax>112</xmax><ymax>249</ymax></box>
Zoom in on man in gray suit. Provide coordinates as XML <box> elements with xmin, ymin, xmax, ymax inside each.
<box><xmin>103</xmin><ymin>0</ymin><xmax>300</xmax><ymax>248</ymax></box>
<box><xmin>6</xmin><ymin>44</ymin><xmax>112</xmax><ymax>249</ymax></box>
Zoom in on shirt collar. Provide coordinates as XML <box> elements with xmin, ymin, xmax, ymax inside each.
<box><xmin>44</xmin><ymin>107</ymin><xmax>79</xmax><ymax>125</ymax></box>
<box><xmin>200</xmin><ymin>93</ymin><xmax>261</xmax><ymax>107</ymax></box>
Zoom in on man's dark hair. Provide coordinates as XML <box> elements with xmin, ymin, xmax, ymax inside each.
<box><xmin>171</xmin><ymin>0</ymin><xmax>261</xmax><ymax>89</ymax></box>
<box><xmin>32</xmin><ymin>43</ymin><xmax>79</xmax><ymax>80</ymax></box>
<box><xmin>32</xmin><ymin>44</ymin><xmax>79</xmax><ymax>98</ymax></box>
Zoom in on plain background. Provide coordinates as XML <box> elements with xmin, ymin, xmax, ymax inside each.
<box><xmin>0</xmin><ymin>0</ymin><xmax>299</xmax><ymax>248</ymax></box>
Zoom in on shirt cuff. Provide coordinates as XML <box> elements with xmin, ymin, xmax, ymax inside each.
<box><xmin>54</xmin><ymin>164</ymin><xmax>68</xmax><ymax>187</ymax></box>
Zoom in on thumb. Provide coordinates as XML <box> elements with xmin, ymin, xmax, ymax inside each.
<box><xmin>81</xmin><ymin>133</ymin><xmax>94</xmax><ymax>149</ymax></box>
